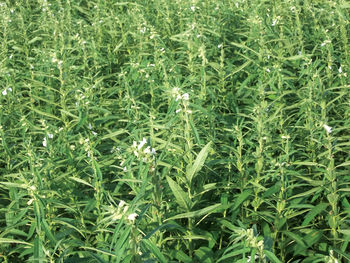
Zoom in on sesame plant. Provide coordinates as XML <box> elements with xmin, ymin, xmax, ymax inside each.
<box><xmin>0</xmin><ymin>0</ymin><xmax>350</xmax><ymax>262</ymax></box>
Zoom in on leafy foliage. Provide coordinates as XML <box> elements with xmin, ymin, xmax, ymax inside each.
<box><xmin>0</xmin><ymin>0</ymin><xmax>349</xmax><ymax>262</ymax></box>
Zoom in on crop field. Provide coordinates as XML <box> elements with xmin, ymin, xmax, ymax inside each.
<box><xmin>0</xmin><ymin>0</ymin><xmax>350</xmax><ymax>262</ymax></box>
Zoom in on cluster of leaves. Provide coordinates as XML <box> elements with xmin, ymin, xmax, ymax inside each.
<box><xmin>0</xmin><ymin>0</ymin><xmax>350</xmax><ymax>262</ymax></box>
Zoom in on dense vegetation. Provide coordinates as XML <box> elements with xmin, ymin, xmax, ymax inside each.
<box><xmin>1</xmin><ymin>0</ymin><xmax>350</xmax><ymax>262</ymax></box>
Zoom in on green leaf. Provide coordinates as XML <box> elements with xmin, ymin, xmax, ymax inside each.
<box><xmin>101</xmin><ymin>129</ymin><xmax>128</xmax><ymax>140</ymax></box>
<box><xmin>195</xmin><ymin>247</ymin><xmax>214</xmax><ymax>263</ymax></box>
<box><xmin>165</xmin><ymin>203</ymin><xmax>222</xmax><ymax>221</ymax></box>
<box><xmin>217</xmin><ymin>248</ymin><xmax>251</xmax><ymax>262</ymax></box>
<box><xmin>262</xmin><ymin>182</ymin><xmax>281</xmax><ymax>198</ymax></box>
<box><xmin>232</xmin><ymin>190</ymin><xmax>252</xmax><ymax>211</ymax></box>
<box><xmin>166</xmin><ymin>176</ymin><xmax>191</xmax><ymax>210</ymax></box>
<box><xmin>302</xmin><ymin>203</ymin><xmax>329</xmax><ymax>226</ymax></box>
<box><xmin>41</xmin><ymin>219</ymin><xmax>57</xmax><ymax>245</ymax></box>
<box><xmin>186</xmin><ymin>141</ymin><xmax>212</xmax><ymax>184</ymax></box>
<box><xmin>0</xmin><ymin>238</ymin><xmax>32</xmax><ymax>246</ymax></box>
<box><xmin>34</xmin><ymin>236</ymin><xmax>43</xmax><ymax>263</ymax></box>
<box><xmin>264</xmin><ymin>250</ymin><xmax>283</xmax><ymax>263</ymax></box>
<box><xmin>142</xmin><ymin>239</ymin><xmax>167</xmax><ymax>263</ymax></box>
<box><xmin>69</xmin><ymin>176</ymin><xmax>93</xmax><ymax>188</ymax></box>
<box><xmin>283</xmin><ymin>231</ymin><xmax>307</xmax><ymax>247</ymax></box>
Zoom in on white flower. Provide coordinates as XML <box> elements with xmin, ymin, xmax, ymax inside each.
<box><xmin>266</xmin><ymin>68</ymin><xmax>270</xmax><ymax>73</ymax></box>
<box><xmin>323</xmin><ymin>124</ymin><xmax>332</xmax><ymax>134</ymax></box>
<box><xmin>176</xmin><ymin>108</ymin><xmax>181</xmax><ymax>113</ymax></box>
<box><xmin>88</xmin><ymin>123</ymin><xmax>92</xmax><ymax>130</ymax></box>
<box><xmin>27</xmin><ymin>199</ymin><xmax>34</xmax><ymax>206</ymax></box>
<box><xmin>144</xmin><ymin>146</ymin><xmax>151</xmax><ymax>154</ymax></box>
<box><xmin>48</xmin><ymin>133</ymin><xmax>53</xmax><ymax>139</ymax></box>
<box><xmin>182</xmin><ymin>93</ymin><xmax>189</xmax><ymax>100</ymax></box>
<box><xmin>338</xmin><ymin>66</ymin><xmax>342</xmax><ymax>73</ymax></box>
<box><xmin>118</xmin><ymin>200</ymin><xmax>126</xmax><ymax>207</ymax></box>
<box><xmin>2</xmin><ymin>89</ymin><xmax>7</xmax><ymax>96</ymax></box>
<box><xmin>123</xmin><ymin>166</ymin><xmax>127</xmax><ymax>172</ymax></box>
<box><xmin>247</xmin><ymin>255</ymin><xmax>259</xmax><ymax>262</ymax></box>
<box><xmin>272</xmin><ymin>19</ymin><xmax>277</xmax><ymax>26</ymax></box>
<box><xmin>321</xmin><ymin>40</ymin><xmax>331</xmax><ymax>47</ymax></box>
<box><xmin>133</xmin><ymin>151</ymin><xmax>139</xmax><ymax>157</ymax></box>
<box><xmin>42</xmin><ymin>138</ymin><xmax>47</xmax><ymax>147</ymax></box>
<box><xmin>151</xmin><ymin>148</ymin><xmax>156</xmax><ymax>155</ymax></box>
<box><xmin>128</xmin><ymin>213</ymin><xmax>138</xmax><ymax>221</ymax></box>
<box><xmin>138</xmin><ymin>137</ymin><xmax>147</xmax><ymax>150</ymax></box>
<box><xmin>218</xmin><ymin>44</ymin><xmax>223</xmax><ymax>49</ymax></box>
<box><xmin>190</xmin><ymin>6</ymin><xmax>196</xmax><ymax>12</ymax></box>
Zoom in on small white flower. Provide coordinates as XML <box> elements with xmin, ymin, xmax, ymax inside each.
<box><xmin>151</xmin><ymin>148</ymin><xmax>156</xmax><ymax>155</ymax></box>
<box><xmin>128</xmin><ymin>213</ymin><xmax>138</xmax><ymax>221</ymax></box>
<box><xmin>266</xmin><ymin>68</ymin><xmax>271</xmax><ymax>73</ymax></box>
<box><xmin>138</xmin><ymin>137</ymin><xmax>147</xmax><ymax>150</ymax></box>
<box><xmin>42</xmin><ymin>138</ymin><xmax>47</xmax><ymax>147</ymax></box>
<box><xmin>92</xmin><ymin>131</ymin><xmax>97</xmax><ymax>136</ymax></box>
<box><xmin>272</xmin><ymin>19</ymin><xmax>277</xmax><ymax>26</ymax></box>
<box><xmin>48</xmin><ymin>133</ymin><xmax>53</xmax><ymax>139</ymax></box>
<box><xmin>323</xmin><ymin>124</ymin><xmax>332</xmax><ymax>134</ymax></box>
<box><xmin>218</xmin><ymin>44</ymin><xmax>223</xmax><ymax>49</ymax></box>
<box><xmin>27</xmin><ymin>199</ymin><xmax>34</xmax><ymax>206</ymax></box>
<box><xmin>144</xmin><ymin>146</ymin><xmax>151</xmax><ymax>154</ymax></box>
<box><xmin>247</xmin><ymin>255</ymin><xmax>259</xmax><ymax>263</ymax></box>
<box><xmin>190</xmin><ymin>6</ymin><xmax>196</xmax><ymax>12</ymax></box>
<box><xmin>88</xmin><ymin>123</ymin><xmax>92</xmax><ymax>130</ymax></box>
<box><xmin>328</xmin><ymin>65</ymin><xmax>332</xmax><ymax>70</ymax></box>
<box><xmin>176</xmin><ymin>94</ymin><xmax>182</xmax><ymax>101</ymax></box>
<box><xmin>123</xmin><ymin>166</ymin><xmax>127</xmax><ymax>172</ymax></box>
<box><xmin>182</xmin><ymin>93</ymin><xmax>189</xmax><ymax>100</ymax></box>
<box><xmin>235</xmin><ymin>2</ymin><xmax>239</xmax><ymax>8</ymax></box>
<box><xmin>176</xmin><ymin>108</ymin><xmax>182</xmax><ymax>113</ymax></box>
<box><xmin>338</xmin><ymin>66</ymin><xmax>342</xmax><ymax>73</ymax></box>
<box><xmin>2</xmin><ymin>89</ymin><xmax>7</xmax><ymax>96</ymax></box>
<box><xmin>118</xmin><ymin>200</ymin><xmax>126</xmax><ymax>207</ymax></box>
<box><xmin>134</xmin><ymin>151</ymin><xmax>139</xmax><ymax>157</ymax></box>
<box><xmin>321</xmin><ymin>40</ymin><xmax>331</xmax><ymax>47</ymax></box>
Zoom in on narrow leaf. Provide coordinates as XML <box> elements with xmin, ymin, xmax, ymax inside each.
<box><xmin>264</xmin><ymin>250</ymin><xmax>283</xmax><ymax>263</ymax></box>
<box><xmin>142</xmin><ymin>239</ymin><xmax>167</xmax><ymax>263</ymax></box>
<box><xmin>166</xmin><ymin>176</ymin><xmax>190</xmax><ymax>210</ymax></box>
<box><xmin>186</xmin><ymin>142</ymin><xmax>212</xmax><ymax>184</ymax></box>
<box><xmin>302</xmin><ymin>203</ymin><xmax>329</xmax><ymax>226</ymax></box>
<box><xmin>165</xmin><ymin>204</ymin><xmax>222</xmax><ymax>221</ymax></box>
